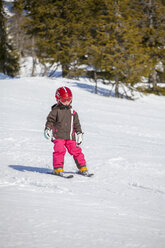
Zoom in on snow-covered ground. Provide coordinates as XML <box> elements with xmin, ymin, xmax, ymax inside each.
<box><xmin>0</xmin><ymin>75</ymin><xmax>165</xmax><ymax>248</ymax></box>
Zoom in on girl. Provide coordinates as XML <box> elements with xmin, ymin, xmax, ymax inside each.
<box><xmin>44</xmin><ymin>86</ymin><xmax>89</xmax><ymax>176</ymax></box>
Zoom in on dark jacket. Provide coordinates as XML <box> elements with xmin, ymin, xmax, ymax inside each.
<box><xmin>45</xmin><ymin>104</ymin><xmax>82</xmax><ymax>140</ymax></box>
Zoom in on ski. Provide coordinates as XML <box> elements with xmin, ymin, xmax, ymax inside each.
<box><xmin>77</xmin><ymin>171</ymin><xmax>94</xmax><ymax>177</ymax></box>
<box><xmin>47</xmin><ymin>171</ymin><xmax>94</xmax><ymax>178</ymax></box>
<box><xmin>47</xmin><ymin>172</ymin><xmax>74</xmax><ymax>179</ymax></box>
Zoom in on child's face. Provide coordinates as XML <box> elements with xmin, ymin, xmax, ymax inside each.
<box><xmin>62</xmin><ymin>100</ymin><xmax>71</xmax><ymax>106</ymax></box>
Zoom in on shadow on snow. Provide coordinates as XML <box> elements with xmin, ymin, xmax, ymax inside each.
<box><xmin>9</xmin><ymin>165</ymin><xmax>51</xmax><ymax>174</ymax></box>
<box><xmin>9</xmin><ymin>165</ymin><xmax>77</xmax><ymax>175</ymax></box>
<box><xmin>72</xmin><ymin>82</ymin><xmax>115</xmax><ymax>97</ymax></box>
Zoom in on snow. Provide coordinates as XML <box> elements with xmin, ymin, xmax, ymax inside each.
<box><xmin>0</xmin><ymin>74</ymin><xmax>165</xmax><ymax>248</ymax></box>
<box><xmin>3</xmin><ymin>0</ymin><xmax>15</xmax><ymax>17</ymax></box>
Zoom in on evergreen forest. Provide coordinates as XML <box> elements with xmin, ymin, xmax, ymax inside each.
<box><xmin>1</xmin><ymin>0</ymin><xmax>165</xmax><ymax>98</ymax></box>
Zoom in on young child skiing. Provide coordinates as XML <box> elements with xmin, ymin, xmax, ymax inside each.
<box><xmin>44</xmin><ymin>86</ymin><xmax>89</xmax><ymax>177</ymax></box>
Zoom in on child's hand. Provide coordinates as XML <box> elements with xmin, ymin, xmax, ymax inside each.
<box><xmin>44</xmin><ymin>128</ymin><xmax>52</xmax><ymax>140</ymax></box>
<box><xmin>77</xmin><ymin>133</ymin><xmax>83</xmax><ymax>146</ymax></box>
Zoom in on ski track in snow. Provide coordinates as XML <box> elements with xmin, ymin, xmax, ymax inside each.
<box><xmin>0</xmin><ymin>77</ymin><xmax>165</xmax><ymax>248</ymax></box>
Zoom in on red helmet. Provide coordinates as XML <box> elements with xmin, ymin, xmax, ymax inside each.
<box><xmin>55</xmin><ymin>86</ymin><xmax>72</xmax><ymax>104</ymax></box>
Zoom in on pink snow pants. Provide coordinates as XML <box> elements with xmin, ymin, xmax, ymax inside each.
<box><xmin>53</xmin><ymin>139</ymin><xmax>86</xmax><ymax>169</ymax></box>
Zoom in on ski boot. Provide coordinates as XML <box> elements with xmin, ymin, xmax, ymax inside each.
<box><xmin>53</xmin><ymin>168</ymin><xmax>64</xmax><ymax>176</ymax></box>
<box><xmin>79</xmin><ymin>166</ymin><xmax>89</xmax><ymax>176</ymax></box>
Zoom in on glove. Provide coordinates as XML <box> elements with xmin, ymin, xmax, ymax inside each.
<box><xmin>44</xmin><ymin>128</ymin><xmax>52</xmax><ymax>140</ymax></box>
<box><xmin>77</xmin><ymin>133</ymin><xmax>83</xmax><ymax>146</ymax></box>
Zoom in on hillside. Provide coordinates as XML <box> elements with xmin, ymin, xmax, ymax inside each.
<box><xmin>0</xmin><ymin>75</ymin><xmax>165</xmax><ymax>248</ymax></box>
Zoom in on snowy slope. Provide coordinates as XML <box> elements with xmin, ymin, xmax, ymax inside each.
<box><xmin>0</xmin><ymin>76</ymin><xmax>165</xmax><ymax>248</ymax></box>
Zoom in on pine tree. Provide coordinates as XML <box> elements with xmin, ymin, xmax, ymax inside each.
<box><xmin>83</xmin><ymin>0</ymin><xmax>151</xmax><ymax>98</ymax></box>
<box><xmin>133</xmin><ymin>0</ymin><xmax>165</xmax><ymax>94</ymax></box>
<box><xmin>0</xmin><ymin>0</ymin><xmax>19</xmax><ymax>77</ymax></box>
<box><xmin>22</xmin><ymin>0</ymin><xmax>91</xmax><ymax>77</ymax></box>
<box><xmin>10</xmin><ymin>0</ymin><xmax>27</xmax><ymax>58</ymax></box>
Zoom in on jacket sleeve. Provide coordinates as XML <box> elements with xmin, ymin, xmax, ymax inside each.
<box><xmin>73</xmin><ymin>111</ymin><xmax>83</xmax><ymax>134</ymax></box>
<box><xmin>45</xmin><ymin>109</ymin><xmax>57</xmax><ymax>130</ymax></box>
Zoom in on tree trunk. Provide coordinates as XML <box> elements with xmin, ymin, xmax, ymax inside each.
<box><xmin>148</xmin><ymin>0</ymin><xmax>153</xmax><ymax>28</ymax></box>
<box><xmin>62</xmin><ymin>64</ymin><xmax>70</xmax><ymax>78</ymax></box>
<box><xmin>31</xmin><ymin>36</ymin><xmax>36</xmax><ymax>77</ymax></box>
<box><xmin>94</xmin><ymin>71</ymin><xmax>98</xmax><ymax>94</ymax></box>
<box><xmin>31</xmin><ymin>57</ymin><xmax>37</xmax><ymax>77</ymax></box>
<box><xmin>115</xmin><ymin>74</ymin><xmax>120</xmax><ymax>97</ymax></box>
<box><xmin>149</xmin><ymin>70</ymin><xmax>157</xmax><ymax>89</ymax></box>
